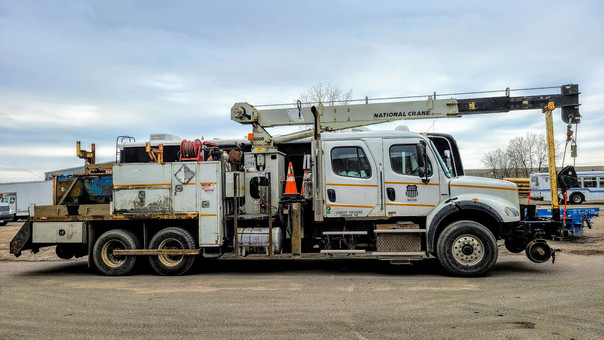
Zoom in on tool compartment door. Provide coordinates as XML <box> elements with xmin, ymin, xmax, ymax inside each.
<box><xmin>113</xmin><ymin>163</ymin><xmax>172</xmax><ymax>214</ymax></box>
<box><xmin>172</xmin><ymin>162</ymin><xmax>198</xmax><ymax>213</ymax></box>
<box><xmin>323</xmin><ymin>140</ymin><xmax>382</xmax><ymax>218</ymax></box>
<box><xmin>198</xmin><ymin>162</ymin><xmax>224</xmax><ymax>246</ymax></box>
<box><xmin>382</xmin><ymin>139</ymin><xmax>440</xmax><ymax>217</ymax></box>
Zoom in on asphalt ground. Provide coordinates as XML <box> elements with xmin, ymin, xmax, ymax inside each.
<box><xmin>0</xmin><ymin>202</ymin><xmax>602</xmax><ymax>339</ymax></box>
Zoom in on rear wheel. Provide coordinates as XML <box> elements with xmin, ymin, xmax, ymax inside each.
<box><xmin>93</xmin><ymin>229</ymin><xmax>141</xmax><ymax>276</ymax></box>
<box><xmin>148</xmin><ymin>227</ymin><xmax>197</xmax><ymax>276</ymax></box>
<box><xmin>569</xmin><ymin>193</ymin><xmax>584</xmax><ymax>204</ymax></box>
<box><xmin>436</xmin><ymin>220</ymin><xmax>498</xmax><ymax>277</ymax></box>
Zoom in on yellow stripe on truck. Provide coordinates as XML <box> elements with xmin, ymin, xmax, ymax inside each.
<box><xmin>451</xmin><ymin>184</ymin><xmax>517</xmax><ymax>191</ymax></box>
<box><xmin>325</xmin><ymin>183</ymin><xmax>378</xmax><ymax>188</ymax></box>
<box><xmin>326</xmin><ymin>204</ymin><xmax>375</xmax><ymax>209</ymax></box>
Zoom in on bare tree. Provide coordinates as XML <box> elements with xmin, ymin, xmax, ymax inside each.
<box><xmin>298</xmin><ymin>82</ymin><xmax>353</xmax><ymax>106</ymax></box>
<box><xmin>482</xmin><ymin>148</ymin><xmax>511</xmax><ymax>178</ymax></box>
<box><xmin>508</xmin><ymin>136</ymin><xmax>530</xmax><ymax>177</ymax></box>
<box><xmin>482</xmin><ymin>132</ymin><xmax>561</xmax><ymax>179</ymax></box>
<box><xmin>535</xmin><ymin>134</ymin><xmax>550</xmax><ymax>172</ymax></box>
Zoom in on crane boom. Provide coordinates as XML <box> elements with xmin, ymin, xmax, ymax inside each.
<box><xmin>231</xmin><ymin>84</ymin><xmax>579</xmax><ymax>148</ymax></box>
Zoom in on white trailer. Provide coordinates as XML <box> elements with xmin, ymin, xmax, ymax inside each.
<box><xmin>0</xmin><ymin>181</ymin><xmax>53</xmax><ymax>220</ymax></box>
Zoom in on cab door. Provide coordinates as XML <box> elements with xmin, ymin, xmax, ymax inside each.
<box><xmin>323</xmin><ymin>140</ymin><xmax>382</xmax><ymax>218</ymax></box>
<box><xmin>382</xmin><ymin>140</ymin><xmax>441</xmax><ymax>217</ymax></box>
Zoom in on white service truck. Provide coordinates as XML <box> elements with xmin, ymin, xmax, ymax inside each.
<box><xmin>10</xmin><ymin>84</ymin><xmax>580</xmax><ymax>277</ymax></box>
<box><xmin>0</xmin><ymin>181</ymin><xmax>53</xmax><ymax>221</ymax></box>
<box><xmin>0</xmin><ymin>201</ymin><xmax>11</xmax><ymax>226</ymax></box>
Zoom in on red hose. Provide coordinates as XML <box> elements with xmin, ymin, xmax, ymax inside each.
<box><xmin>563</xmin><ymin>190</ymin><xmax>568</xmax><ymax>225</ymax></box>
<box><xmin>180</xmin><ymin>139</ymin><xmax>202</xmax><ymax>160</ymax></box>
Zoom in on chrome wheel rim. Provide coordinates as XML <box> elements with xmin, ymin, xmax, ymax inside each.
<box><xmin>452</xmin><ymin>234</ymin><xmax>484</xmax><ymax>266</ymax></box>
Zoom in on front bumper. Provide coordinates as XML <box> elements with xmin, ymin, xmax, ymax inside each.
<box><xmin>0</xmin><ymin>213</ymin><xmax>14</xmax><ymax>220</ymax></box>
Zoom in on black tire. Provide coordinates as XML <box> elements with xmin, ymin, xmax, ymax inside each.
<box><xmin>148</xmin><ymin>227</ymin><xmax>197</xmax><ymax>276</ymax></box>
<box><xmin>569</xmin><ymin>193</ymin><xmax>584</xmax><ymax>205</ymax></box>
<box><xmin>0</xmin><ymin>220</ymin><xmax>7</xmax><ymax>226</ymax></box>
<box><xmin>93</xmin><ymin>229</ymin><xmax>141</xmax><ymax>276</ymax></box>
<box><xmin>436</xmin><ymin>220</ymin><xmax>498</xmax><ymax>277</ymax></box>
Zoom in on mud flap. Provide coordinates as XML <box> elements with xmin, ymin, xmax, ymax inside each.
<box><xmin>9</xmin><ymin>220</ymin><xmax>37</xmax><ymax>257</ymax></box>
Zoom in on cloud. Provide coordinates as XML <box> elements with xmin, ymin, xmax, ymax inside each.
<box><xmin>1</xmin><ymin>0</ymin><xmax>603</xmax><ymax>181</ymax></box>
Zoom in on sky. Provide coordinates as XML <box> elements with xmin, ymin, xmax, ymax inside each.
<box><xmin>1</xmin><ymin>0</ymin><xmax>603</xmax><ymax>182</ymax></box>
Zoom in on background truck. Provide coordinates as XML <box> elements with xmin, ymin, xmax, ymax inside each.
<box><xmin>0</xmin><ymin>180</ymin><xmax>53</xmax><ymax>221</ymax></box>
<box><xmin>0</xmin><ymin>201</ymin><xmax>12</xmax><ymax>226</ymax></box>
<box><xmin>10</xmin><ymin>84</ymin><xmax>580</xmax><ymax>277</ymax></box>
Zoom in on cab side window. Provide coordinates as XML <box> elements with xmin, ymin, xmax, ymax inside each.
<box><xmin>331</xmin><ymin>147</ymin><xmax>372</xmax><ymax>178</ymax></box>
<box><xmin>389</xmin><ymin>144</ymin><xmax>432</xmax><ymax>176</ymax></box>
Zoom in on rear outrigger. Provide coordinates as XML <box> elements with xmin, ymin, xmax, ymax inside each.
<box><xmin>11</xmin><ymin>84</ymin><xmax>580</xmax><ymax>276</ymax></box>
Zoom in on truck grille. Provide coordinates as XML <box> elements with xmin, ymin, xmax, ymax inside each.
<box><xmin>0</xmin><ymin>205</ymin><xmax>9</xmax><ymax>212</ymax></box>
<box><xmin>376</xmin><ymin>234</ymin><xmax>421</xmax><ymax>252</ymax></box>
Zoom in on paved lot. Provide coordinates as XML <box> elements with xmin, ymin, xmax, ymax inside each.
<box><xmin>1</xmin><ymin>204</ymin><xmax>603</xmax><ymax>339</ymax></box>
<box><xmin>1</xmin><ymin>254</ymin><xmax>603</xmax><ymax>339</ymax></box>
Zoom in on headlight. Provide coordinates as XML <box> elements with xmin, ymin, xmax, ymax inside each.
<box><xmin>504</xmin><ymin>207</ymin><xmax>519</xmax><ymax>217</ymax></box>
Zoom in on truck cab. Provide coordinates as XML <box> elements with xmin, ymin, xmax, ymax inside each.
<box><xmin>322</xmin><ymin>130</ymin><xmax>519</xmax><ymax>219</ymax></box>
<box><xmin>315</xmin><ymin>131</ymin><xmax>523</xmax><ymax>275</ymax></box>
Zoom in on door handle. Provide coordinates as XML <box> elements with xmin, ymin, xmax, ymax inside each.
<box><xmin>386</xmin><ymin>187</ymin><xmax>395</xmax><ymax>201</ymax></box>
<box><xmin>327</xmin><ymin>189</ymin><xmax>336</xmax><ymax>202</ymax></box>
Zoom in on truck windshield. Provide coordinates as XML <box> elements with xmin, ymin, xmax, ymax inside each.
<box><xmin>430</xmin><ymin>141</ymin><xmax>451</xmax><ymax>178</ymax></box>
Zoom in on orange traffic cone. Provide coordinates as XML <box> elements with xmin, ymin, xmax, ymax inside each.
<box><xmin>284</xmin><ymin>162</ymin><xmax>299</xmax><ymax>195</ymax></box>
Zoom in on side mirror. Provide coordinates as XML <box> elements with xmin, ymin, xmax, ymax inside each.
<box><xmin>415</xmin><ymin>143</ymin><xmax>426</xmax><ymax>168</ymax></box>
<box><xmin>417</xmin><ymin>167</ymin><xmax>427</xmax><ymax>178</ymax></box>
<box><xmin>416</xmin><ymin>142</ymin><xmax>430</xmax><ymax>184</ymax></box>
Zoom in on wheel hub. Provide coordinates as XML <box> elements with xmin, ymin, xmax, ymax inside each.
<box><xmin>157</xmin><ymin>238</ymin><xmax>184</xmax><ymax>267</ymax></box>
<box><xmin>452</xmin><ymin>234</ymin><xmax>485</xmax><ymax>266</ymax></box>
<box><xmin>102</xmin><ymin>240</ymin><xmax>126</xmax><ymax>268</ymax></box>
<box><xmin>462</xmin><ymin>244</ymin><xmax>474</xmax><ymax>255</ymax></box>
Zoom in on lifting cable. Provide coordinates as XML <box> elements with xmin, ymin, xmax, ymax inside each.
<box><xmin>253</xmin><ymin>85</ymin><xmax>562</xmax><ymax>108</ymax></box>
<box><xmin>560</xmin><ymin>122</ymin><xmax>579</xmax><ymax>169</ymax></box>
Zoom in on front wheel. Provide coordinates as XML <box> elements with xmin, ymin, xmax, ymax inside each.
<box><xmin>436</xmin><ymin>220</ymin><xmax>498</xmax><ymax>277</ymax></box>
<box><xmin>148</xmin><ymin>227</ymin><xmax>197</xmax><ymax>276</ymax></box>
<box><xmin>93</xmin><ymin>229</ymin><xmax>141</xmax><ymax>276</ymax></box>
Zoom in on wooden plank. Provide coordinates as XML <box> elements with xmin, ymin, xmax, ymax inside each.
<box><xmin>291</xmin><ymin>203</ymin><xmax>301</xmax><ymax>256</ymax></box>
